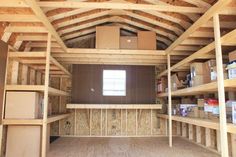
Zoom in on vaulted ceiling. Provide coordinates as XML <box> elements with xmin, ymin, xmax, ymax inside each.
<box><xmin>0</xmin><ymin>0</ymin><xmax>236</xmax><ymax>60</ymax></box>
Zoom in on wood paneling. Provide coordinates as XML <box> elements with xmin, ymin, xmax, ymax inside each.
<box><xmin>72</xmin><ymin>64</ymin><xmax>155</xmax><ymax>104</ymax></box>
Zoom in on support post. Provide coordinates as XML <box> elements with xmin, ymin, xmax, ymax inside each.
<box><xmin>41</xmin><ymin>33</ymin><xmax>51</xmax><ymax>157</ymax></box>
<box><xmin>213</xmin><ymin>14</ymin><xmax>229</xmax><ymax>157</ymax></box>
<box><xmin>167</xmin><ymin>54</ymin><xmax>172</xmax><ymax>147</ymax></box>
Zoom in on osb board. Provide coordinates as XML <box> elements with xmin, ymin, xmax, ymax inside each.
<box><xmin>59</xmin><ymin>97</ymin><xmax>68</xmax><ymax>113</ymax></box>
<box><xmin>172</xmin><ymin>121</ymin><xmax>177</xmax><ymax>135</ymax></box>
<box><xmin>192</xmin><ymin>125</ymin><xmax>197</xmax><ymax>142</ymax></box>
<box><xmin>50</xmin><ymin>121</ymin><xmax>59</xmax><ymax>136</ymax></box>
<box><xmin>138</xmin><ymin>109</ymin><xmax>151</xmax><ymax>135</ymax></box>
<box><xmin>228</xmin><ymin>133</ymin><xmax>232</xmax><ymax>157</ymax></box>
<box><xmin>69</xmin><ymin>109</ymin><xmax>164</xmax><ymax>136</ymax></box>
<box><xmin>101</xmin><ymin>109</ymin><xmax>106</xmax><ymax>136</ymax></box>
<box><xmin>201</xmin><ymin>127</ymin><xmax>206</xmax><ymax>145</ymax></box>
<box><xmin>50</xmin><ymin>77</ymin><xmax>60</xmax><ymax>89</ymax></box>
<box><xmin>59</xmin><ymin>111</ymin><xmax>75</xmax><ymax>136</ymax></box>
<box><xmin>210</xmin><ymin>129</ymin><xmax>217</xmax><ymax>149</ymax></box>
<box><xmin>91</xmin><ymin>109</ymin><xmax>101</xmax><ymax>136</ymax></box>
<box><xmin>121</xmin><ymin>109</ymin><xmax>126</xmax><ymax>136</ymax></box>
<box><xmin>6</xmin><ymin>59</ymin><xmax>13</xmax><ymax>84</ymax></box>
<box><xmin>75</xmin><ymin>109</ymin><xmax>90</xmax><ymax>136</ymax></box>
<box><xmin>160</xmin><ymin>118</ymin><xmax>167</xmax><ymax>135</ymax></box>
<box><xmin>49</xmin><ymin>96</ymin><xmax>60</xmax><ymax>114</ymax></box>
<box><xmin>107</xmin><ymin>109</ymin><xmax>121</xmax><ymax>136</ymax></box>
<box><xmin>127</xmin><ymin>110</ymin><xmax>136</xmax><ymax>135</ymax></box>
<box><xmin>152</xmin><ymin>109</ymin><xmax>161</xmax><ymax>135</ymax></box>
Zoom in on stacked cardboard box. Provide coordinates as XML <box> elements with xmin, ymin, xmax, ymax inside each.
<box><xmin>226</xmin><ymin>100</ymin><xmax>236</xmax><ymax>124</ymax></box>
<box><xmin>5</xmin><ymin>92</ymin><xmax>51</xmax><ymax>157</ymax></box>
<box><xmin>210</xmin><ymin>64</ymin><xmax>228</xmax><ymax>81</ymax></box>
<box><xmin>120</xmin><ymin>36</ymin><xmax>137</xmax><ymax>49</ymax></box>
<box><xmin>6</xmin><ymin>125</ymin><xmax>50</xmax><ymax>157</ymax></box>
<box><xmin>5</xmin><ymin>92</ymin><xmax>45</xmax><ymax>119</ymax></box>
<box><xmin>227</xmin><ymin>51</ymin><xmax>236</xmax><ymax>79</ymax></box>
<box><xmin>190</xmin><ymin>62</ymin><xmax>211</xmax><ymax>86</ymax></box>
<box><xmin>96</xmin><ymin>26</ymin><xmax>120</xmax><ymax>49</ymax></box>
<box><xmin>171</xmin><ymin>74</ymin><xmax>185</xmax><ymax>91</ymax></box>
<box><xmin>229</xmin><ymin>51</ymin><xmax>236</xmax><ymax>62</ymax></box>
<box><xmin>137</xmin><ymin>31</ymin><xmax>156</xmax><ymax>50</ymax></box>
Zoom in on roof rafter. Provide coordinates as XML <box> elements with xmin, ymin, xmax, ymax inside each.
<box><xmin>24</xmin><ymin>0</ymin><xmax>67</xmax><ymax>52</ymax></box>
<box><xmin>166</xmin><ymin>0</ymin><xmax>232</xmax><ymax>55</ymax></box>
<box><xmin>37</xmin><ymin>1</ymin><xmax>207</xmax><ymax>13</ymax></box>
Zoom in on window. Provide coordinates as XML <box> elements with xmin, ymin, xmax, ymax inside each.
<box><xmin>103</xmin><ymin>70</ymin><xmax>126</xmax><ymax>96</ymax></box>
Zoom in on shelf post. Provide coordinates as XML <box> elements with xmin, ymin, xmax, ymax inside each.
<box><xmin>167</xmin><ymin>54</ymin><xmax>172</xmax><ymax>147</ymax></box>
<box><xmin>41</xmin><ymin>33</ymin><xmax>51</xmax><ymax>157</ymax></box>
<box><xmin>213</xmin><ymin>14</ymin><xmax>229</xmax><ymax>157</ymax></box>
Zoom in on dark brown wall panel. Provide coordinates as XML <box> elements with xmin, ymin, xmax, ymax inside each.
<box><xmin>72</xmin><ymin>64</ymin><xmax>155</xmax><ymax>104</ymax></box>
<box><xmin>0</xmin><ymin>40</ymin><xmax>8</xmax><ymax>123</ymax></box>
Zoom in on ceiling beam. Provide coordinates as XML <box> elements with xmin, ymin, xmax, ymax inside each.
<box><xmin>24</xmin><ymin>0</ymin><xmax>67</xmax><ymax>52</ymax></box>
<box><xmin>165</xmin><ymin>0</ymin><xmax>232</xmax><ymax>55</ymax></box>
<box><xmin>37</xmin><ymin>1</ymin><xmax>206</xmax><ymax>13</ymax></box>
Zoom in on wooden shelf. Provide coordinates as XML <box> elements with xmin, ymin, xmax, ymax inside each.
<box><xmin>157</xmin><ymin>78</ymin><xmax>236</xmax><ymax>97</ymax></box>
<box><xmin>5</xmin><ymin>85</ymin><xmax>70</xmax><ymax>96</ymax></box>
<box><xmin>47</xmin><ymin>113</ymin><xmax>71</xmax><ymax>123</ymax></box>
<box><xmin>2</xmin><ymin>119</ymin><xmax>43</xmax><ymax>125</ymax></box>
<box><xmin>67</xmin><ymin>104</ymin><xmax>162</xmax><ymax>109</ymax></box>
<box><xmin>157</xmin><ymin>114</ymin><xmax>236</xmax><ymax>134</ymax></box>
<box><xmin>2</xmin><ymin>113</ymin><xmax>71</xmax><ymax>125</ymax></box>
<box><xmin>9</xmin><ymin>52</ymin><xmax>71</xmax><ymax>77</ymax></box>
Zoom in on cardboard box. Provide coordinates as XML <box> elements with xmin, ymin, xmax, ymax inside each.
<box><xmin>6</xmin><ymin>126</ymin><xmax>41</xmax><ymax>157</ymax></box>
<box><xmin>181</xmin><ymin>97</ymin><xmax>197</xmax><ymax>104</ymax></box>
<box><xmin>6</xmin><ymin>125</ymin><xmax>50</xmax><ymax>157</ymax></box>
<box><xmin>232</xmin><ymin>102</ymin><xmax>236</xmax><ymax>124</ymax></box>
<box><xmin>226</xmin><ymin>101</ymin><xmax>236</xmax><ymax>124</ymax></box>
<box><xmin>210</xmin><ymin>65</ymin><xmax>227</xmax><ymax>81</ymax></box>
<box><xmin>190</xmin><ymin>62</ymin><xmax>204</xmax><ymax>77</ymax></box>
<box><xmin>120</xmin><ymin>36</ymin><xmax>137</xmax><ymax>49</ymax></box>
<box><xmin>203</xmin><ymin>60</ymin><xmax>216</xmax><ymax>83</ymax></box>
<box><xmin>229</xmin><ymin>51</ymin><xmax>236</xmax><ymax>62</ymax></box>
<box><xmin>190</xmin><ymin>75</ymin><xmax>206</xmax><ymax>87</ymax></box>
<box><xmin>227</xmin><ymin>63</ymin><xmax>236</xmax><ymax>79</ymax></box>
<box><xmin>96</xmin><ymin>26</ymin><xmax>120</xmax><ymax>49</ymax></box>
<box><xmin>137</xmin><ymin>31</ymin><xmax>156</xmax><ymax>50</ymax></box>
<box><xmin>197</xmin><ymin>99</ymin><xmax>205</xmax><ymax>107</ymax></box>
<box><xmin>171</xmin><ymin>74</ymin><xmax>184</xmax><ymax>91</ymax></box>
<box><xmin>5</xmin><ymin>92</ymin><xmax>43</xmax><ymax>119</ymax></box>
<box><xmin>187</xmin><ymin>106</ymin><xmax>199</xmax><ymax>118</ymax></box>
<box><xmin>199</xmin><ymin>110</ymin><xmax>205</xmax><ymax>119</ymax></box>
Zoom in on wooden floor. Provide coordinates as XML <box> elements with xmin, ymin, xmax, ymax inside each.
<box><xmin>47</xmin><ymin>137</ymin><xmax>219</xmax><ymax>157</ymax></box>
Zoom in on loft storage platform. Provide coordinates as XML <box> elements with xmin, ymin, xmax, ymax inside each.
<box><xmin>53</xmin><ymin>49</ymin><xmax>169</xmax><ymax>65</ymax></box>
<box><xmin>5</xmin><ymin>85</ymin><xmax>70</xmax><ymax>96</ymax></box>
<box><xmin>2</xmin><ymin>113</ymin><xmax>71</xmax><ymax>125</ymax></box>
<box><xmin>67</xmin><ymin>104</ymin><xmax>162</xmax><ymax>109</ymax></box>
<box><xmin>157</xmin><ymin>78</ymin><xmax>236</xmax><ymax>97</ymax></box>
<box><xmin>9</xmin><ymin>52</ymin><xmax>71</xmax><ymax>77</ymax></box>
<box><xmin>157</xmin><ymin>114</ymin><xmax>236</xmax><ymax>134</ymax></box>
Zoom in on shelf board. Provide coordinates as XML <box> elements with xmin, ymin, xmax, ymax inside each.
<box><xmin>2</xmin><ymin>119</ymin><xmax>43</xmax><ymax>125</ymax></box>
<box><xmin>3</xmin><ymin>113</ymin><xmax>71</xmax><ymax>125</ymax></box>
<box><xmin>67</xmin><ymin>104</ymin><xmax>162</xmax><ymax>109</ymax></box>
<box><xmin>47</xmin><ymin>113</ymin><xmax>71</xmax><ymax>123</ymax></box>
<box><xmin>157</xmin><ymin>114</ymin><xmax>236</xmax><ymax>134</ymax></box>
<box><xmin>157</xmin><ymin>78</ymin><xmax>236</xmax><ymax>97</ymax></box>
<box><xmin>5</xmin><ymin>85</ymin><xmax>70</xmax><ymax>96</ymax></box>
<box><xmin>9</xmin><ymin>52</ymin><xmax>71</xmax><ymax>77</ymax></box>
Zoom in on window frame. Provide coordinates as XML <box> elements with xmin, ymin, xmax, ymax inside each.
<box><xmin>102</xmin><ymin>70</ymin><xmax>126</xmax><ymax>96</ymax></box>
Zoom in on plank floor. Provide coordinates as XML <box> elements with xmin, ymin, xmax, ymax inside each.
<box><xmin>48</xmin><ymin>137</ymin><xmax>219</xmax><ymax>157</ymax></box>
